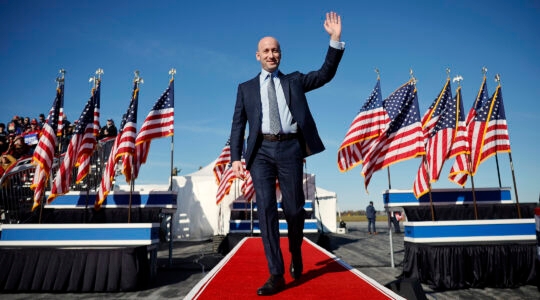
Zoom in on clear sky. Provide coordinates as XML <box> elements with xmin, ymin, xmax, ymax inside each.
<box><xmin>1</xmin><ymin>0</ymin><xmax>539</xmax><ymax>211</ymax></box>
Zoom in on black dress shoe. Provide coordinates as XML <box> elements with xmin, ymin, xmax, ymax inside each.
<box><xmin>257</xmin><ymin>275</ymin><xmax>285</xmax><ymax>296</ymax></box>
<box><xmin>290</xmin><ymin>255</ymin><xmax>303</xmax><ymax>280</ymax></box>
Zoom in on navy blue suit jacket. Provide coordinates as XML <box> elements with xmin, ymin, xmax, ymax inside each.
<box><xmin>230</xmin><ymin>46</ymin><xmax>344</xmax><ymax>170</ymax></box>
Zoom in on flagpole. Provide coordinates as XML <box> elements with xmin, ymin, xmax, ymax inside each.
<box><xmin>168</xmin><ymin>68</ymin><xmax>176</xmax><ymax>192</ymax></box>
<box><xmin>129</xmin><ymin>70</ymin><xmax>144</xmax><ymax>223</ymax></box>
<box><xmin>56</xmin><ymin>69</ymin><xmax>66</xmax><ymax>155</ymax></box>
<box><xmin>39</xmin><ymin>70</ymin><xmax>66</xmax><ymax>223</ymax></box>
<box><xmin>508</xmin><ymin>152</ymin><xmax>521</xmax><ymax>218</ymax></box>
<box><xmin>494</xmin><ymin>154</ymin><xmax>502</xmax><ymax>187</ymax></box>
<box><xmin>468</xmin><ymin>157</ymin><xmax>479</xmax><ymax>220</ymax></box>
<box><xmin>494</xmin><ymin>74</ymin><xmax>521</xmax><ymax>218</ymax></box>
<box><xmin>492</xmin><ymin>73</ymin><xmax>503</xmax><ymax>188</ymax></box>
<box><xmin>85</xmin><ymin>71</ymin><xmax>100</xmax><ymax>223</ymax></box>
<box><xmin>466</xmin><ymin>68</ymin><xmax>491</xmax><ymax>221</ymax></box>
<box><xmin>422</xmin><ymin>156</ymin><xmax>436</xmax><ymax>221</ymax></box>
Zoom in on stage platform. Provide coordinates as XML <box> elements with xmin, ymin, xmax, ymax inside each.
<box><xmin>401</xmin><ymin>203</ymin><xmax>537</xmax><ymax>290</ymax></box>
<box><xmin>381</xmin><ymin>187</ymin><xmax>538</xmax><ymax>291</ymax></box>
<box><xmin>1</xmin><ymin>222</ymin><xmax>538</xmax><ymax>299</ymax></box>
<box><xmin>0</xmin><ymin>190</ymin><xmax>177</xmax><ymax>292</ymax></box>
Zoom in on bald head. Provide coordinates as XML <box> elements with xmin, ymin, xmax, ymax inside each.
<box><xmin>256</xmin><ymin>36</ymin><xmax>282</xmax><ymax>72</ymax></box>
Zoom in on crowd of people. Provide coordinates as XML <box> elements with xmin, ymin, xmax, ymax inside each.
<box><xmin>0</xmin><ymin>114</ymin><xmax>118</xmax><ymax>178</ymax></box>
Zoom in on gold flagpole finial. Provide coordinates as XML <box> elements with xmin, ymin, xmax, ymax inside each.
<box><xmin>374</xmin><ymin>68</ymin><xmax>380</xmax><ymax>80</ymax></box>
<box><xmin>446</xmin><ymin>68</ymin><xmax>451</xmax><ymax>79</ymax></box>
<box><xmin>169</xmin><ymin>68</ymin><xmax>176</xmax><ymax>80</ymax></box>
<box><xmin>482</xmin><ymin>66</ymin><xmax>488</xmax><ymax>77</ymax></box>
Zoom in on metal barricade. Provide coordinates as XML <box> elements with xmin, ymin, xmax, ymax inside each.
<box><xmin>0</xmin><ymin>158</ymin><xmax>38</xmax><ymax>223</ymax></box>
<box><xmin>0</xmin><ymin>138</ymin><xmax>116</xmax><ymax>224</ymax></box>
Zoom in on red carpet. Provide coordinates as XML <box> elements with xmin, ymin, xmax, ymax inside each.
<box><xmin>186</xmin><ymin>237</ymin><xmax>404</xmax><ymax>299</ymax></box>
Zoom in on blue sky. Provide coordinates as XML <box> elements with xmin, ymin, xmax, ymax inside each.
<box><xmin>1</xmin><ymin>0</ymin><xmax>539</xmax><ymax>211</ymax></box>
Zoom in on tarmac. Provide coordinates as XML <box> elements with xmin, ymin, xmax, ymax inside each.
<box><xmin>2</xmin><ymin>221</ymin><xmax>539</xmax><ymax>299</ymax></box>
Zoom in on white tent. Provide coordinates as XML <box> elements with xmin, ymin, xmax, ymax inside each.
<box><xmin>172</xmin><ymin>160</ymin><xmax>337</xmax><ymax>241</ymax></box>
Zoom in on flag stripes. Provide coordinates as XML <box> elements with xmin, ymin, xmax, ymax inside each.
<box><xmin>337</xmin><ymin>80</ymin><xmax>389</xmax><ymax>172</ymax></box>
<box><xmin>361</xmin><ymin>80</ymin><xmax>425</xmax><ymax>190</ymax></box>
<box><xmin>30</xmin><ymin>84</ymin><xmax>63</xmax><ymax>210</ymax></box>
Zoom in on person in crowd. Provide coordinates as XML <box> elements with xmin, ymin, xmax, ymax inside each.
<box><xmin>22</xmin><ymin>117</ymin><xmax>30</xmax><ymax>131</ymax></box>
<box><xmin>229</xmin><ymin>12</ymin><xmax>344</xmax><ymax>296</ymax></box>
<box><xmin>0</xmin><ymin>153</ymin><xmax>17</xmax><ymax>177</ymax></box>
<box><xmin>389</xmin><ymin>211</ymin><xmax>402</xmax><ymax>233</ymax></box>
<box><xmin>99</xmin><ymin>119</ymin><xmax>118</xmax><ymax>140</ymax></box>
<box><xmin>366</xmin><ymin>201</ymin><xmax>377</xmax><ymax>235</ymax></box>
<box><xmin>7</xmin><ymin>120</ymin><xmax>22</xmax><ymax>136</ymax></box>
<box><xmin>23</xmin><ymin>119</ymin><xmax>41</xmax><ymax>150</ymax></box>
<box><xmin>38</xmin><ymin>113</ymin><xmax>46</xmax><ymax>128</ymax></box>
<box><xmin>60</xmin><ymin>119</ymin><xmax>74</xmax><ymax>153</ymax></box>
<box><xmin>0</xmin><ymin>123</ymin><xmax>8</xmax><ymax>154</ymax></box>
<box><xmin>7</xmin><ymin>135</ymin><xmax>31</xmax><ymax>159</ymax></box>
<box><xmin>13</xmin><ymin>116</ymin><xmax>21</xmax><ymax>131</ymax></box>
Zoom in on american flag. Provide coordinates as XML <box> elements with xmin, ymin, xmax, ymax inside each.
<box><xmin>56</xmin><ymin>93</ymin><xmax>65</xmax><ymax>137</ymax></box>
<box><xmin>448</xmin><ymin>76</ymin><xmax>490</xmax><ymax>185</ymax></box>
<box><xmin>337</xmin><ymin>79</ymin><xmax>390</xmax><ymax>172</ymax></box>
<box><xmin>447</xmin><ymin>87</ymin><xmax>469</xmax><ymax>185</ymax></box>
<box><xmin>361</xmin><ymin>79</ymin><xmax>425</xmax><ymax>190</ymax></box>
<box><xmin>75</xmin><ymin>81</ymin><xmax>101</xmax><ymax>183</ymax></box>
<box><xmin>132</xmin><ymin>78</ymin><xmax>175</xmax><ymax>177</ymax></box>
<box><xmin>216</xmin><ymin>164</ymin><xmax>233</xmax><ymax>204</ymax></box>
<box><xmin>470</xmin><ymin>83</ymin><xmax>511</xmax><ymax>173</ymax></box>
<box><xmin>135</xmin><ymin>79</ymin><xmax>174</xmax><ymax>145</ymax></box>
<box><xmin>241</xmin><ymin>170</ymin><xmax>255</xmax><ymax>202</ymax></box>
<box><xmin>95</xmin><ymin>82</ymin><xmax>141</xmax><ymax>209</ymax></box>
<box><xmin>118</xmin><ymin>82</ymin><xmax>139</xmax><ymax>183</ymax></box>
<box><xmin>447</xmin><ymin>87</ymin><xmax>467</xmax><ymax>158</ymax></box>
<box><xmin>213</xmin><ymin>139</ymin><xmax>231</xmax><ymax>184</ymax></box>
<box><xmin>30</xmin><ymin>83</ymin><xmax>64</xmax><ymax>210</ymax></box>
<box><xmin>216</xmin><ymin>163</ymin><xmax>238</xmax><ymax>204</ymax></box>
<box><xmin>413</xmin><ymin>79</ymin><xmax>457</xmax><ymax>198</ymax></box>
<box><xmin>96</xmin><ymin>132</ymin><xmax>121</xmax><ymax>208</ymax></box>
<box><xmin>213</xmin><ymin>139</ymin><xmax>254</xmax><ymax>202</ymax></box>
<box><xmin>130</xmin><ymin>141</ymin><xmax>148</xmax><ymax>181</ymax></box>
<box><xmin>48</xmin><ymin>85</ymin><xmax>98</xmax><ymax>203</ymax></box>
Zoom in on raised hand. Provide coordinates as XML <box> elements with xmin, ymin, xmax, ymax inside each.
<box><xmin>324</xmin><ymin>11</ymin><xmax>342</xmax><ymax>42</ymax></box>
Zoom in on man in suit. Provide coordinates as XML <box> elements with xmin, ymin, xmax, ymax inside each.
<box><xmin>230</xmin><ymin>11</ymin><xmax>345</xmax><ymax>296</ymax></box>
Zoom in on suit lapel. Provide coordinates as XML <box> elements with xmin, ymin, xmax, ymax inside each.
<box><xmin>248</xmin><ymin>75</ymin><xmax>262</xmax><ymax>121</ymax></box>
<box><xmin>278</xmin><ymin>71</ymin><xmax>291</xmax><ymax>106</ymax></box>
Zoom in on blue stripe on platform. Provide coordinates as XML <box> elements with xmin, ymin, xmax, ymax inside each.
<box><xmin>404</xmin><ymin>220</ymin><xmax>536</xmax><ymax>243</ymax></box>
<box><xmin>232</xmin><ymin>200</ymin><xmax>313</xmax><ymax>210</ymax></box>
<box><xmin>229</xmin><ymin>220</ymin><xmax>318</xmax><ymax>233</ymax></box>
<box><xmin>1</xmin><ymin>224</ymin><xmax>160</xmax><ymax>241</ymax></box>
<box><xmin>45</xmin><ymin>191</ymin><xmax>177</xmax><ymax>208</ymax></box>
<box><xmin>383</xmin><ymin>187</ymin><xmax>512</xmax><ymax>207</ymax></box>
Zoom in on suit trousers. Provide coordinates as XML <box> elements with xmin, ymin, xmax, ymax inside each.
<box><xmin>250</xmin><ymin>138</ymin><xmax>306</xmax><ymax>275</ymax></box>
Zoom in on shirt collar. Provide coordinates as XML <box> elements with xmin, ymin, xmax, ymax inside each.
<box><xmin>260</xmin><ymin>69</ymin><xmax>278</xmax><ymax>83</ymax></box>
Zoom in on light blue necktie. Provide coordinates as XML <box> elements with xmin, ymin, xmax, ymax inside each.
<box><xmin>267</xmin><ymin>74</ymin><xmax>281</xmax><ymax>134</ymax></box>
